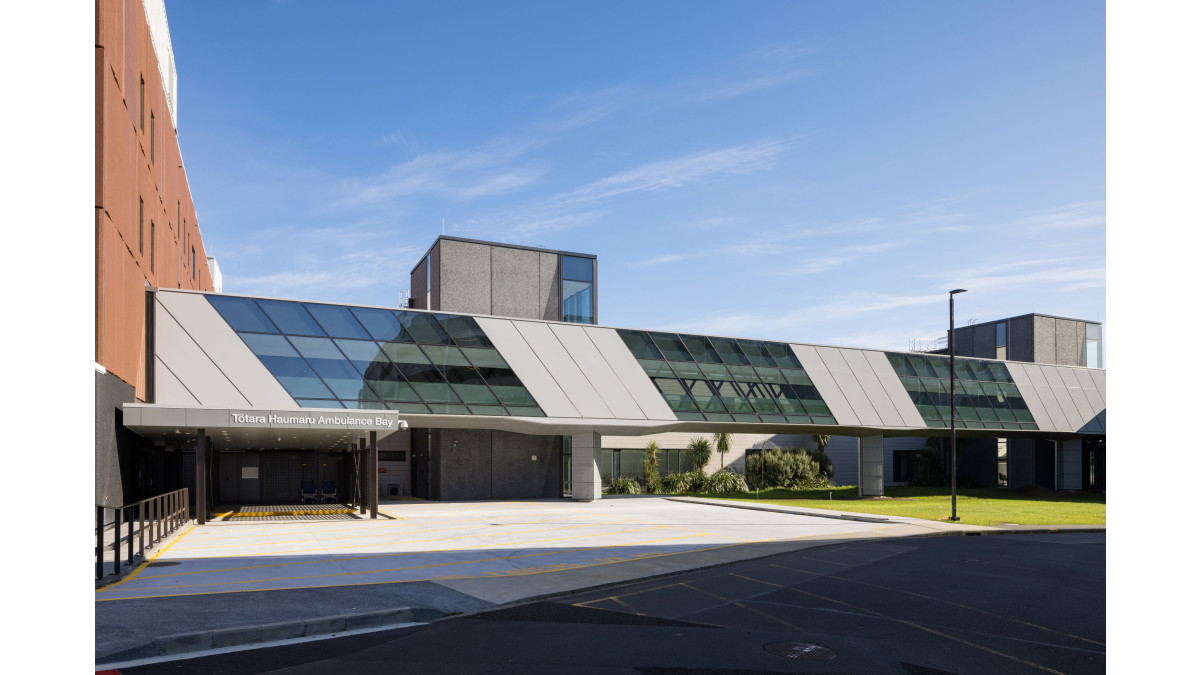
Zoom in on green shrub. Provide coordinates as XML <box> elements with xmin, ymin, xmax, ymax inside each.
<box><xmin>683</xmin><ymin>470</ymin><xmax>709</xmax><ymax>493</ymax></box>
<box><xmin>745</xmin><ymin>447</ymin><xmax>827</xmax><ymax>489</ymax></box>
<box><xmin>705</xmin><ymin>470</ymin><xmax>749</xmax><ymax>494</ymax></box>
<box><xmin>643</xmin><ymin>441</ymin><xmax>661</xmax><ymax>492</ymax></box>
<box><xmin>607</xmin><ymin>476</ymin><xmax>642</xmax><ymax>494</ymax></box>
<box><xmin>660</xmin><ymin>473</ymin><xmax>688</xmax><ymax>494</ymax></box>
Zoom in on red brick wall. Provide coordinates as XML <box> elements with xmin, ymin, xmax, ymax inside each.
<box><xmin>96</xmin><ymin>0</ymin><xmax>213</xmax><ymax>400</ymax></box>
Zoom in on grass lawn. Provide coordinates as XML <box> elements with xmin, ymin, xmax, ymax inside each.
<box><xmin>692</xmin><ymin>486</ymin><xmax>1105</xmax><ymax>527</ymax></box>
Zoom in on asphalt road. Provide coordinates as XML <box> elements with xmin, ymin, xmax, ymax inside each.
<box><xmin>120</xmin><ymin>532</ymin><xmax>1105</xmax><ymax>675</ymax></box>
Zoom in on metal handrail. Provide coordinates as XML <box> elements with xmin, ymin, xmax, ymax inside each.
<box><xmin>95</xmin><ymin>487</ymin><xmax>189</xmax><ymax>580</ymax></box>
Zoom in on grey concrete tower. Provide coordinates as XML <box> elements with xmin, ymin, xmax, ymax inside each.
<box><xmin>409</xmin><ymin>236</ymin><xmax>598</xmax><ymax>325</ymax></box>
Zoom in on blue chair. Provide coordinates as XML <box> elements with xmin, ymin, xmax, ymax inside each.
<box><xmin>300</xmin><ymin>481</ymin><xmax>318</xmax><ymax>504</ymax></box>
<box><xmin>320</xmin><ymin>480</ymin><xmax>338</xmax><ymax>503</ymax></box>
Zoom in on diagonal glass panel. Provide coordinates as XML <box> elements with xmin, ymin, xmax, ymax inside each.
<box><xmin>907</xmin><ymin>355</ymin><xmax>937</xmax><ymax>379</ymax></box>
<box><xmin>669</xmin><ymin>360</ymin><xmax>704</xmax><ymax>379</ymax></box>
<box><xmin>764</xmin><ymin>342</ymin><xmax>802</xmax><ymax>369</ymax></box>
<box><xmin>387</xmin><ymin>402</ymin><xmax>429</xmax><ymax>414</ymax></box>
<box><xmin>350</xmin><ymin>306</ymin><xmax>411</xmax><ymax>342</ymax></box>
<box><xmin>467</xmin><ymin>405</ymin><xmax>508</xmax><ymax>416</ymax></box>
<box><xmin>737</xmin><ymin>340</ymin><xmax>775</xmax><ymax>368</ymax></box>
<box><xmin>709</xmin><ymin>337</ymin><xmax>751</xmax><ymax>366</ymax></box>
<box><xmin>334</xmin><ymin>339</ymin><xmax>421</xmax><ymax>402</ymax></box>
<box><xmin>437</xmin><ymin>314</ymin><xmax>494</xmax><ymax>348</ymax></box>
<box><xmin>652</xmin><ymin>377</ymin><xmax>699</xmax><ymax>412</ymax></box>
<box><xmin>800</xmin><ymin>399</ymin><xmax>831</xmax><ymax>417</ymax></box>
<box><xmin>618</xmin><ymin>330</ymin><xmax>663</xmax><ymax>360</ymax></box>
<box><xmin>395</xmin><ymin>311</ymin><xmax>453</xmax><ymax>344</ymax></box>
<box><xmin>888</xmin><ymin>353</ymin><xmax>917</xmax><ymax>377</ymax></box>
<box><xmin>780</xmin><ymin>369</ymin><xmax>813</xmax><ymax>387</ymax></box>
<box><xmin>256</xmin><ymin>299</ymin><xmax>325</xmax><ymax>336</ymax></box>
<box><xmin>680</xmin><ymin>335</ymin><xmax>721</xmax><ymax>363</ymax></box>
<box><xmin>708</xmin><ymin>380</ymin><xmax>754</xmax><ymax>414</ymax></box>
<box><xmin>208</xmin><ymin>295</ymin><xmax>279</xmax><ymax>333</ymax></box>
<box><xmin>505</xmin><ymin>406</ymin><xmax>545</xmax><ymax>417</ymax></box>
<box><xmin>649</xmin><ymin>333</ymin><xmax>693</xmax><ymax>362</ymax></box>
<box><xmin>754</xmin><ymin>367</ymin><xmax>785</xmax><ymax>385</ymax></box>
<box><xmin>442</xmin><ymin>366</ymin><xmax>501</xmax><ymax>405</ymax></box>
<box><xmin>288</xmin><ymin>336</ymin><xmax>379</xmax><ymax>401</ymax></box>
<box><xmin>638</xmin><ymin>359</ymin><xmax>676</xmax><ymax>378</ymax></box>
<box><xmin>379</xmin><ymin>342</ymin><xmax>431</xmax><ymax>365</ymax></box>
<box><xmin>725</xmin><ymin>365</ymin><xmax>759</xmax><ymax>382</ymax></box>
<box><xmin>698</xmin><ymin>362</ymin><xmax>731</xmax><ymax>380</ymax></box>
<box><xmin>421</xmin><ymin>344</ymin><xmax>473</xmax><ymax>369</ymax></box>
<box><xmin>396</xmin><ymin>362</ymin><xmax>460</xmax><ymax>404</ymax></box>
<box><xmin>461</xmin><ymin>347</ymin><xmax>509</xmax><ymax>369</ymax></box>
<box><xmin>239</xmin><ymin>333</ymin><xmax>334</xmax><ymax>399</ymax></box>
<box><xmin>296</xmin><ymin>399</ymin><xmax>344</xmax><ymax>409</ymax></box>
<box><xmin>305</xmin><ymin>304</ymin><xmax>371</xmax><ymax>339</ymax></box>
<box><xmin>681</xmin><ymin>379</ymin><xmax>728</xmax><ymax>413</ymax></box>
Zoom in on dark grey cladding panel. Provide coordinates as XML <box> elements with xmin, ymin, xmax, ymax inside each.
<box><xmin>438</xmin><ymin>239</ymin><xmax>491</xmax><ymax>315</ymax></box>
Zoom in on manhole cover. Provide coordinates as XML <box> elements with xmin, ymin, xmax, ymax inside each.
<box><xmin>146</xmin><ymin>561</ymin><xmax>182</xmax><ymax>567</ymax></box>
<box><xmin>764</xmin><ymin>641</ymin><xmax>838</xmax><ymax>661</ymax></box>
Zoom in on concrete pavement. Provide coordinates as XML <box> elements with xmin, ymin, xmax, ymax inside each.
<box><xmin>96</xmin><ymin>495</ymin><xmax>1103</xmax><ymax>667</ymax></box>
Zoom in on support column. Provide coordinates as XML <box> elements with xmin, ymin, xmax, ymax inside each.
<box><xmin>569</xmin><ymin>431</ymin><xmax>602</xmax><ymax>501</ymax></box>
<box><xmin>369</xmin><ymin>431</ymin><xmax>379</xmax><ymax>519</ymax></box>
<box><xmin>356</xmin><ymin>441</ymin><xmax>367</xmax><ymax>515</ymax></box>
<box><xmin>860</xmin><ymin>434</ymin><xmax>885</xmax><ymax>497</ymax></box>
<box><xmin>1060</xmin><ymin>438</ymin><xmax>1082</xmax><ymax>490</ymax></box>
<box><xmin>196</xmin><ymin>429</ymin><xmax>207</xmax><ymax>525</ymax></box>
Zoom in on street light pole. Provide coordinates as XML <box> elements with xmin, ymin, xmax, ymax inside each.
<box><xmin>949</xmin><ymin>289</ymin><xmax>967</xmax><ymax>522</ymax></box>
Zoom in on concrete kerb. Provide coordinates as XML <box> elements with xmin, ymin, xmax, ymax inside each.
<box><xmin>154</xmin><ymin>607</ymin><xmax>420</xmax><ymax>656</ymax></box>
<box><xmin>665</xmin><ymin>495</ymin><xmax>1106</xmax><ymax>536</ymax></box>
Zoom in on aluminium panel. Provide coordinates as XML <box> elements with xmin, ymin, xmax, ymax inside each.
<box><xmin>1059</xmin><ymin>368</ymin><xmax>1104</xmax><ymax>433</ymax></box>
<box><xmin>863</xmin><ymin>350</ymin><xmax>927</xmax><ymax>428</ymax></box>
<box><xmin>1005</xmin><ymin>362</ymin><xmax>1052</xmax><ymax>431</ymax></box>
<box><xmin>475</xmin><ymin>317</ymin><xmax>580</xmax><ymax>418</ymax></box>
<box><xmin>513</xmin><ymin>321</ymin><xmax>613</xmax><ymax>418</ymax></box>
<box><xmin>1039</xmin><ymin>366</ymin><xmax>1088</xmax><ymax>432</ymax></box>
<box><xmin>584</xmin><ymin>327</ymin><xmax>678</xmax><ymax>421</ymax></box>
<box><xmin>153</xmin><ymin>357</ymin><xmax>201</xmax><ymax>406</ymax></box>
<box><xmin>550</xmin><ymin>324</ymin><xmax>646</xmax><ymax>420</ymax></box>
<box><xmin>814</xmin><ymin>347</ymin><xmax>884</xmax><ymax>426</ymax></box>
<box><xmin>789</xmin><ymin>344</ymin><xmax>859</xmax><ymax>425</ymax></box>
<box><xmin>158</xmin><ymin>292</ymin><xmax>297</xmax><ymax>408</ymax></box>
<box><xmin>154</xmin><ymin>304</ymin><xmax>251</xmax><ymax>408</ymax></box>
<box><xmin>1086</xmin><ymin>369</ymin><xmax>1106</xmax><ymax>405</ymax></box>
<box><xmin>1021</xmin><ymin>366</ymin><xmax>1072</xmax><ymax>432</ymax></box>
<box><xmin>840</xmin><ymin>348</ymin><xmax>905</xmax><ymax>427</ymax></box>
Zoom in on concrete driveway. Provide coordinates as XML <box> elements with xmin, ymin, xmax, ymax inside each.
<box><xmin>97</xmin><ymin>496</ymin><xmax>905</xmax><ymax>604</ymax></box>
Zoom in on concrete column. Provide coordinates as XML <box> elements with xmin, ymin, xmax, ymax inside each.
<box><xmin>859</xmin><ymin>434</ymin><xmax>885</xmax><ymax>497</ymax></box>
<box><xmin>196</xmin><ymin>429</ymin><xmax>206</xmax><ymax>525</ymax></box>
<box><xmin>369</xmin><ymin>431</ymin><xmax>378</xmax><ymax>519</ymax></box>
<box><xmin>570</xmin><ymin>431</ymin><xmax>602</xmax><ymax>501</ymax></box>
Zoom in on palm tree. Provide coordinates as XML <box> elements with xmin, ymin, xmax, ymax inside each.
<box><xmin>811</xmin><ymin>434</ymin><xmax>832</xmax><ymax>462</ymax></box>
<box><xmin>712</xmin><ymin>432</ymin><xmax>733</xmax><ymax>469</ymax></box>
<box><xmin>686</xmin><ymin>437</ymin><xmax>712</xmax><ymax>473</ymax></box>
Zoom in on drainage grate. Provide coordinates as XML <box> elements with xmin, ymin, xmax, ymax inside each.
<box><xmin>763</xmin><ymin>641</ymin><xmax>838</xmax><ymax>661</ymax></box>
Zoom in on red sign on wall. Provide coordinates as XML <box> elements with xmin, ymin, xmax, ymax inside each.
<box><xmin>378</xmin><ymin>468</ymin><xmax>387</xmax><ymax>473</ymax></box>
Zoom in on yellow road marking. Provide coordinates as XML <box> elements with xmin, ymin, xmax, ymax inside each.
<box><xmin>95</xmin><ymin>525</ymin><xmax>194</xmax><ymax>592</ymax></box>
<box><xmin>767</xmin><ymin>562</ymin><xmax>1105</xmax><ymax>648</ymax></box>
<box><xmin>100</xmin><ymin>531</ymin><xmax>708</xmax><ymax>595</ymax></box>
<box><xmin>222</xmin><ymin>509</ymin><xmax>357</xmax><ymax>517</ymax></box>
<box><xmin>119</xmin><ymin>525</ymin><xmax>673</xmax><ymax>583</ymax></box>
<box><xmin>786</xmin><ymin>586</ymin><xmax>1068</xmax><ymax>675</ymax></box>
<box><xmin>97</xmin><ymin>536</ymin><xmax>777</xmax><ymax>602</ymax></box>
<box><xmin>733</xmin><ymin>601</ymin><xmax>805</xmax><ymax>631</ymax></box>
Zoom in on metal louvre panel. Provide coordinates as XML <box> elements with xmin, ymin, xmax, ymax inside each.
<box><xmin>154</xmin><ymin>302</ymin><xmax>251</xmax><ymax>407</ymax></box>
<box><xmin>790</xmin><ymin>344</ymin><xmax>858</xmax><ymax>425</ymax></box>
<box><xmin>841</xmin><ymin>349</ymin><xmax>905</xmax><ymax>427</ymax></box>
<box><xmin>1039</xmin><ymin>366</ymin><xmax>1087</xmax><ymax>431</ymax></box>
<box><xmin>474</xmin><ymin>318</ymin><xmax>580</xmax><ymax>418</ymax></box>
<box><xmin>513</xmin><ymin>321</ymin><xmax>613</xmax><ymax>418</ymax></box>
<box><xmin>1004</xmin><ymin>363</ymin><xmax>1051</xmax><ymax>431</ymax></box>
<box><xmin>550</xmin><ymin>324</ymin><xmax>645</xmax><ymax>419</ymax></box>
<box><xmin>863</xmin><ymin>350</ymin><xmax>927</xmax><ymax>427</ymax></box>
<box><xmin>1022</xmin><ymin>366</ymin><xmax>1071</xmax><ymax>432</ymax></box>
<box><xmin>160</xmin><ymin>292</ymin><xmax>297</xmax><ymax>408</ymax></box>
<box><xmin>814</xmin><ymin>347</ymin><xmax>883</xmax><ymax>426</ymax></box>
<box><xmin>584</xmin><ymin>327</ymin><xmax>678</xmax><ymax>420</ymax></box>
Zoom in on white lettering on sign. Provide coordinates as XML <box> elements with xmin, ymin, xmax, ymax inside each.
<box><xmin>228</xmin><ymin>413</ymin><xmax>395</xmax><ymax>428</ymax></box>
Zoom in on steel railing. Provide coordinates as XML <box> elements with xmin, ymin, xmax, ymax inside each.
<box><xmin>95</xmin><ymin>487</ymin><xmax>189</xmax><ymax>580</ymax></box>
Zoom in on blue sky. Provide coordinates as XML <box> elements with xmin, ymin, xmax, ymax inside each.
<box><xmin>167</xmin><ymin>0</ymin><xmax>1104</xmax><ymax>351</ymax></box>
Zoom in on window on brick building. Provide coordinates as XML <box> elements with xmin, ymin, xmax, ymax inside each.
<box><xmin>191</xmin><ymin>247</ymin><xmax>196</xmax><ymax>279</ymax></box>
<box><xmin>139</xmin><ymin>76</ymin><xmax>145</xmax><ymax>131</ymax></box>
<box><xmin>150</xmin><ymin>112</ymin><xmax>156</xmax><ymax>164</ymax></box>
<box><xmin>150</xmin><ymin>222</ymin><xmax>155</xmax><ymax>273</ymax></box>
<box><xmin>138</xmin><ymin>198</ymin><xmax>144</xmax><ymax>254</ymax></box>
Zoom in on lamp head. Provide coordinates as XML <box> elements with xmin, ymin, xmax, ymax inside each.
<box><xmin>950</xmin><ymin>289</ymin><xmax>967</xmax><ymax>295</ymax></box>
